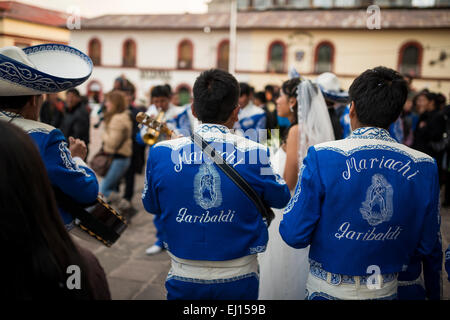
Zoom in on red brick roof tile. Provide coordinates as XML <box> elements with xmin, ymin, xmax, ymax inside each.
<box><xmin>78</xmin><ymin>8</ymin><xmax>450</xmax><ymax>30</ymax></box>
<box><xmin>0</xmin><ymin>1</ymin><xmax>68</xmax><ymax>27</ymax></box>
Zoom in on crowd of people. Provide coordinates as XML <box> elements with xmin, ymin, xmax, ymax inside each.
<box><xmin>0</xmin><ymin>43</ymin><xmax>449</xmax><ymax>301</ymax></box>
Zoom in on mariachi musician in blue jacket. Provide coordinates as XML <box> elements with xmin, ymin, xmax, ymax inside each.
<box><xmin>280</xmin><ymin>67</ymin><xmax>442</xmax><ymax>300</ymax></box>
<box><xmin>0</xmin><ymin>44</ymin><xmax>98</xmax><ymax>232</ymax></box>
<box><xmin>142</xmin><ymin>69</ymin><xmax>290</xmax><ymax>300</ymax></box>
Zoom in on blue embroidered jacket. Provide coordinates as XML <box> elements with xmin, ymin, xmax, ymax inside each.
<box><xmin>166</xmin><ymin>104</ymin><xmax>198</xmax><ymax>137</ymax></box>
<box><xmin>136</xmin><ymin>104</ymin><xmax>197</xmax><ymax>145</ymax></box>
<box><xmin>142</xmin><ymin>123</ymin><xmax>291</xmax><ymax>261</ymax></box>
<box><xmin>388</xmin><ymin>117</ymin><xmax>404</xmax><ymax>143</ymax></box>
<box><xmin>234</xmin><ymin>103</ymin><xmax>267</xmax><ymax>142</ymax></box>
<box><xmin>0</xmin><ymin>112</ymin><xmax>99</xmax><ymax>230</ymax></box>
<box><xmin>397</xmin><ymin>238</ymin><xmax>443</xmax><ymax>299</ymax></box>
<box><xmin>341</xmin><ymin>106</ymin><xmax>404</xmax><ymax>143</ymax></box>
<box><xmin>279</xmin><ymin>127</ymin><xmax>441</xmax><ymax>276</ymax></box>
<box><xmin>340</xmin><ymin>105</ymin><xmax>351</xmax><ymax>138</ymax></box>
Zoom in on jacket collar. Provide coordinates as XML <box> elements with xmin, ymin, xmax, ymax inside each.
<box><xmin>194</xmin><ymin>123</ymin><xmax>230</xmax><ymax>135</ymax></box>
<box><xmin>348</xmin><ymin>127</ymin><xmax>397</xmax><ymax>143</ymax></box>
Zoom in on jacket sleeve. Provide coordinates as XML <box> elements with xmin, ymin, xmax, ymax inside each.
<box><xmin>44</xmin><ymin>129</ymin><xmax>98</xmax><ymax>204</ymax></box>
<box><xmin>417</xmin><ymin>164</ymin><xmax>441</xmax><ymax>257</ymax></box>
<box><xmin>255</xmin><ymin>113</ymin><xmax>267</xmax><ymax>131</ymax></box>
<box><xmin>422</xmin><ymin>237</ymin><xmax>443</xmax><ymax>300</ymax></box>
<box><xmin>418</xmin><ymin>163</ymin><xmax>443</xmax><ymax>299</ymax></box>
<box><xmin>170</xmin><ymin>107</ymin><xmax>192</xmax><ymax>137</ymax></box>
<box><xmin>259</xmin><ymin>148</ymin><xmax>291</xmax><ymax>209</ymax></box>
<box><xmin>279</xmin><ymin>146</ymin><xmax>323</xmax><ymax>249</ymax></box>
<box><xmin>142</xmin><ymin>147</ymin><xmax>161</xmax><ymax>215</ymax></box>
<box><xmin>136</xmin><ymin>128</ymin><xmax>146</xmax><ymax>146</ymax></box>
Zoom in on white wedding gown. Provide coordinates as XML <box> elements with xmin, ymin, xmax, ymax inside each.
<box><xmin>258</xmin><ymin>147</ymin><xmax>310</xmax><ymax>300</ymax></box>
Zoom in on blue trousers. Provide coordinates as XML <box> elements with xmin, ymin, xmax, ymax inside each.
<box><xmin>100</xmin><ymin>157</ymin><xmax>130</xmax><ymax>197</ymax></box>
<box><xmin>166</xmin><ymin>273</ymin><xmax>259</xmax><ymax>300</ymax></box>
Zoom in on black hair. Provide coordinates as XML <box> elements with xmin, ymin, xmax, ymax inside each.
<box><xmin>239</xmin><ymin>82</ymin><xmax>251</xmax><ymax>97</ymax></box>
<box><xmin>151</xmin><ymin>85</ymin><xmax>171</xmax><ymax>98</ymax></box>
<box><xmin>411</xmin><ymin>90</ymin><xmax>429</xmax><ymax>113</ymax></box>
<box><xmin>66</xmin><ymin>88</ymin><xmax>80</xmax><ymax>97</ymax></box>
<box><xmin>164</xmin><ymin>84</ymin><xmax>172</xmax><ymax>96</ymax></box>
<box><xmin>281</xmin><ymin>77</ymin><xmax>302</xmax><ymax>126</ymax></box>
<box><xmin>420</xmin><ymin>92</ymin><xmax>446</xmax><ymax>111</ymax></box>
<box><xmin>193</xmin><ymin>69</ymin><xmax>239</xmax><ymax>123</ymax></box>
<box><xmin>436</xmin><ymin>93</ymin><xmax>446</xmax><ymax>110</ymax></box>
<box><xmin>123</xmin><ymin>80</ymin><xmax>136</xmax><ymax>96</ymax></box>
<box><xmin>0</xmin><ymin>121</ymin><xmax>94</xmax><ymax>299</ymax></box>
<box><xmin>0</xmin><ymin>95</ymin><xmax>33</xmax><ymax>110</ymax></box>
<box><xmin>114</xmin><ymin>76</ymin><xmax>126</xmax><ymax>90</ymax></box>
<box><xmin>254</xmin><ymin>91</ymin><xmax>267</xmax><ymax>104</ymax></box>
<box><xmin>349</xmin><ymin>66</ymin><xmax>407</xmax><ymax>129</ymax></box>
<box><xmin>264</xmin><ymin>85</ymin><xmax>274</xmax><ymax>93</ymax></box>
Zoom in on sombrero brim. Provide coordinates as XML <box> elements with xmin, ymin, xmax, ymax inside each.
<box><xmin>318</xmin><ymin>85</ymin><xmax>350</xmax><ymax>103</ymax></box>
<box><xmin>0</xmin><ymin>44</ymin><xmax>92</xmax><ymax>96</ymax></box>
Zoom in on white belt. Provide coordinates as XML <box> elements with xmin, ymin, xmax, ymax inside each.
<box><xmin>167</xmin><ymin>252</ymin><xmax>259</xmax><ymax>282</ymax></box>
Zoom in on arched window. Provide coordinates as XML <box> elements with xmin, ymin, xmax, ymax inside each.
<box><xmin>267</xmin><ymin>41</ymin><xmax>286</xmax><ymax>73</ymax></box>
<box><xmin>314</xmin><ymin>41</ymin><xmax>334</xmax><ymax>73</ymax></box>
<box><xmin>398</xmin><ymin>41</ymin><xmax>423</xmax><ymax>77</ymax></box>
<box><xmin>88</xmin><ymin>38</ymin><xmax>101</xmax><ymax>66</ymax></box>
<box><xmin>177</xmin><ymin>40</ymin><xmax>193</xmax><ymax>69</ymax></box>
<box><xmin>217</xmin><ymin>40</ymin><xmax>230</xmax><ymax>71</ymax></box>
<box><xmin>122</xmin><ymin>39</ymin><xmax>136</xmax><ymax>67</ymax></box>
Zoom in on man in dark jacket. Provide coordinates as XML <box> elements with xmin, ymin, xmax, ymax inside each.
<box><xmin>39</xmin><ymin>93</ymin><xmax>65</xmax><ymax>129</ymax></box>
<box><xmin>60</xmin><ymin>88</ymin><xmax>90</xmax><ymax>148</ymax></box>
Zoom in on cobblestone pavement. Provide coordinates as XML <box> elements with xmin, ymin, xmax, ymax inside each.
<box><xmin>75</xmin><ymin>118</ymin><xmax>449</xmax><ymax>300</ymax></box>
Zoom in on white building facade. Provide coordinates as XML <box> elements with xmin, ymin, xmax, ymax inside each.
<box><xmin>70</xmin><ymin>28</ymin><xmax>256</xmax><ymax>104</ymax></box>
<box><xmin>69</xmin><ymin>8</ymin><xmax>450</xmax><ymax>105</ymax></box>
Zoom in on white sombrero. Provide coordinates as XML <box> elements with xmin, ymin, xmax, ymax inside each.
<box><xmin>315</xmin><ymin>72</ymin><xmax>349</xmax><ymax>104</ymax></box>
<box><xmin>0</xmin><ymin>44</ymin><xmax>92</xmax><ymax>96</ymax></box>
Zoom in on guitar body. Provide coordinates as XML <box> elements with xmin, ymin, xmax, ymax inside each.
<box><xmin>77</xmin><ymin>197</ymin><xmax>128</xmax><ymax>247</ymax></box>
<box><xmin>54</xmin><ymin>187</ymin><xmax>128</xmax><ymax>247</ymax></box>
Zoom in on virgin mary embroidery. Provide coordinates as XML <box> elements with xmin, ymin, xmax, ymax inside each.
<box><xmin>194</xmin><ymin>163</ymin><xmax>222</xmax><ymax>210</ymax></box>
<box><xmin>360</xmin><ymin>174</ymin><xmax>394</xmax><ymax>226</ymax></box>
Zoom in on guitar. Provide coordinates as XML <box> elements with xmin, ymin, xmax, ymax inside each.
<box><xmin>53</xmin><ymin>188</ymin><xmax>128</xmax><ymax>247</ymax></box>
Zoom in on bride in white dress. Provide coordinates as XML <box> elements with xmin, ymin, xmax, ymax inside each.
<box><xmin>258</xmin><ymin>77</ymin><xmax>335</xmax><ymax>300</ymax></box>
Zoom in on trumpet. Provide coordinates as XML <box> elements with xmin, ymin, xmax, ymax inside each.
<box><xmin>136</xmin><ymin>111</ymin><xmax>174</xmax><ymax>146</ymax></box>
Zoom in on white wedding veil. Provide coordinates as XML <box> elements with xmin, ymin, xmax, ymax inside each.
<box><xmin>297</xmin><ymin>79</ymin><xmax>335</xmax><ymax>165</ymax></box>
